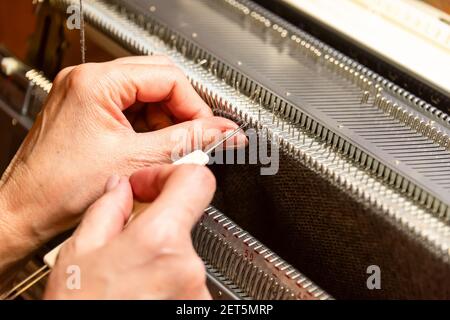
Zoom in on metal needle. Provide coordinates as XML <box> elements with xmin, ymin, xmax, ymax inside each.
<box><xmin>204</xmin><ymin>123</ymin><xmax>247</xmax><ymax>155</ymax></box>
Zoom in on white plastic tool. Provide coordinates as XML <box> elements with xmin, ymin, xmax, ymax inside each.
<box><xmin>173</xmin><ymin>123</ymin><xmax>246</xmax><ymax>166</ymax></box>
<box><xmin>44</xmin><ymin>241</ymin><xmax>66</xmax><ymax>268</ymax></box>
<box><xmin>43</xmin><ymin>123</ymin><xmax>246</xmax><ymax>268</ymax></box>
<box><xmin>173</xmin><ymin>149</ymin><xmax>210</xmax><ymax>166</ymax></box>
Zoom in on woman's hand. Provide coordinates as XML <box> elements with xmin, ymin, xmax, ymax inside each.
<box><xmin>45</xmin><ymin>164</ymin><xmax>214</xmax><ymax>299</ymax></box>
<box><xmin>0</xmin><ymin>56</ymin><xmax>242</xmax><ymax>288</ymax></box>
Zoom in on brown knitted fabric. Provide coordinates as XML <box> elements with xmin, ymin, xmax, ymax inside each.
<box><xmin>211</xmin><ymin>151</ymin><xmax>450</xmax><ymax>299</ymax></box>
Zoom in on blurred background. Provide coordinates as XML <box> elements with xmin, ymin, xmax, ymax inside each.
<box><xmin>1</xmin><ymin>0</ymin><xmax>449</xmax><ymax>62</ymax></box>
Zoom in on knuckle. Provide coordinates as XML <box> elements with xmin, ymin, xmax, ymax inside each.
<box><xmin>158</xmin><ymin>220</ymin><xmax>185</xmax><ymax>244</ymax></box>
<box><xmin>185</xmin><ymin>202</ymin><xmax>203</xmax><ymax>222</ymax></box>
<box><xmin>138</xmin><ymin>220</ymin><xmax>181</xmax><ymax>248</ymax></box>
<box><xmin>169</xmin><ymin>199</ymin><xmax>203</xmax><ymax>227</ymax></box>
<box><xmin>53</xmin><ymin>67</ymin><xmax>73</xmax><ymax>85</ymax></box>
<box><xmin>65</xmin><ymin>63</ymin><xmax>97</xmax><ymax>89</ymax></box>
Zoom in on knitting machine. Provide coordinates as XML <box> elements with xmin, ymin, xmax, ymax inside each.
<box><xmin>1</xmin><ymin>0</ymin><xmax>450</xmax><ymax>299</ymax></box>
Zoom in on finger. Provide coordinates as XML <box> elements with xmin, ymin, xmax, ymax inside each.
<box><xmin>112</xmin><ymin>55</ymin><xmax>175</xmax><ymax>66</ymax></box>
<box><xmin>126</xmin><ymin>165</ymin><xmax>216</xmax><ymax>235</ymax></box>
<box><xmin>71</xmin><ymin>176</ymin><xmax>133</xmax><ymax>254</ymax></box>
<box><xmin>106</xmin><ymin>63</ymin><xmax>213</xmax><ymax>120</ymax></box>
<box><xmin>129</xmin><ymin>165</ymin><xmax>178</xmax><ymax>202</ymax></box>
<box><xmin>134</xmin><ymin>116</ymin><xmax>247</xmax><ymax>162</ymax></box>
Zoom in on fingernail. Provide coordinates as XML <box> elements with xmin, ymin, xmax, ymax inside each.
<box><xmin>105</xmin><ymin>174</ymin><xmax>120</xmax><ymax>192</ymax></box>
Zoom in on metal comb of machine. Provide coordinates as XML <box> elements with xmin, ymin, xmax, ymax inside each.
<box><xmin>0</xmin><ymin>47</ymin><xmax>329</xmax><ymax>301</ymax></box>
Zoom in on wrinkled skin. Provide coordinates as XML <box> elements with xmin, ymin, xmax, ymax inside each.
<box><xmin>0</xmin><ymin>56</ymin><xmax>245</xmax><ymax>295</ymax></box>
<box><xmin>45</xmin><ymin>165</ymin><xmax>214</xmax><ymax>299</ymax></box>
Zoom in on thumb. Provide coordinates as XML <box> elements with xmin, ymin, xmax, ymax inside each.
<box><xmin>71</xmin><ymin>175</ymin><xmax>133</xmax><ymax>255</ymax></box>
<box><xmin>134</xmin><ymin>117</ymin><xmax>248</xmax><ymax>163</ymax></box>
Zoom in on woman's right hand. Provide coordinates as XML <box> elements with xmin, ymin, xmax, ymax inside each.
<box><xmin>44</xmin><ymin>164</ymin><xmax>214</xmax><ymax>299</ymax></box>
